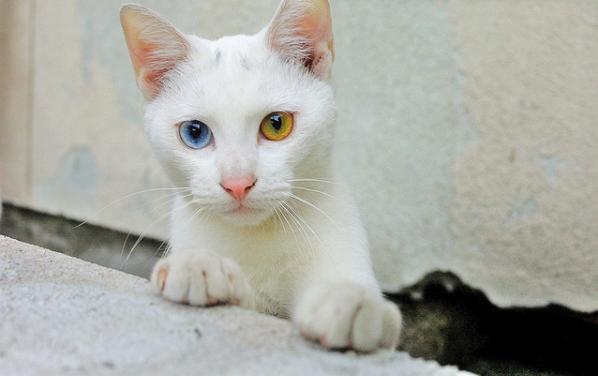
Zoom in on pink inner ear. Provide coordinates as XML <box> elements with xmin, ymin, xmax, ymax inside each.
<box><xmin>121</xmin><ymin>6</ymin><xmax>188</xmax><ymax>99</ymax></box>
<box><xmin>142</xmin><ymin>68</ymin><xmax>170</xmax><ymax>96</ymax></box>
<box><xmin>268</xmin><ymin>0</ymin><xmax>334</xmax><ymax>78</ymax></box>
<box><xmin>131</xmin><ymin>43</ymin><xmax>169</xmax><ymax>95</ymax></box>
<box><xmin>303</xmin><ymin>15</ymin><xmax>334</xmax><ymax>69</ymax></box>
<box><xmin>131</xmin><ymin>43</ymin><xmax>157</xmax><ymax>70</ymax></box>
<box><xmin>132</xmin><ymin>37</ymin><xmax>188</xmax><ymax>98</ymax></box>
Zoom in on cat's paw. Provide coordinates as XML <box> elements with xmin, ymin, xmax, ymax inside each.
<box><xmin>150</xmin><ymin>250</ymin><xmax>254</xmax><ymax>309</ymax></box>
<box><xmin>294</xmin><ymin>283</ymin><xmax>401</xmax><ymax>352</ymax></box>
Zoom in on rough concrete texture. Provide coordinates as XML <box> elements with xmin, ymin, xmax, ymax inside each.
<box><xmin>0</xmin><ymin>236</ymin><xmax>472</xmax><ymax>376</ymax></box>
<box><xmin>1</xmin><ymin>0</ymin><xmax>598</xmax><ymax>313</ymax></box>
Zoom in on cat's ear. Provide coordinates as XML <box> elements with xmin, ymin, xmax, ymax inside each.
<box><xmin>266</xmin><ymin>0</ymin><xmax>334</xmax><ymax>79</ymax></box>
<box><xmin>120</xmin><ymin>5</ymin><xmax>189</xmax><ymax>100</ymax></box>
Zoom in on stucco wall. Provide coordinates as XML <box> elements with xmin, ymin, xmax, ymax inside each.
<box><xmin>1</xmin><ymin>0</ymin><xmax>597</xmax><ymax>312</ymax></box>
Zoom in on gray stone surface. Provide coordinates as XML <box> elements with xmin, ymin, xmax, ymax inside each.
<box><xmin>0</xmin><ymin>236</ymin><xmax>473</xmax><ymax>376</ymax></box>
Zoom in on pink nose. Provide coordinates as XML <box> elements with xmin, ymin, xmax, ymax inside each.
<box><xmin>220</xmin><ymin>176</ymin><xmax>256</xmax><ymax>201</ymax></box>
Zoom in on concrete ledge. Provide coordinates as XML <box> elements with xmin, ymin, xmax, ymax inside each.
<box><xmin>0</xmin><ymin>236</ymin><xmax>472</xmax><ymax>375</ymax></box>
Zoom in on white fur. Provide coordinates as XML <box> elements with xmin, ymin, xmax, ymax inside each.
<box><xmin>122</xmin><ymin>0</ymin><xmax>401</xmax><ymax>352</ymax></box>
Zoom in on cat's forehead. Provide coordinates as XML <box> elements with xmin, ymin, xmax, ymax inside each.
<box><xmin>157</xmin><ymin>32</ymin><xmax>325</xmax><ymax>123</ymax></box>
<box><xmin>189</xmin><ymin>33</ymin><xmax>267</xmax><ymax>71</ymax></box>
<box><xmin>172</xmin><ymin>34</ymin><xmax>300</xmax><ymax>113</ymax></box>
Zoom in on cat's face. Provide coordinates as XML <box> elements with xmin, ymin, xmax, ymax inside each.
<box><xmin>146</xmin><ymin>35</ymin><xmax>335</xmax><ymax>226</ymax></box>
<box><xmin>121</xmin><ymin>1</ymin><xmax>336</xmax><ymax>226</ymax></box>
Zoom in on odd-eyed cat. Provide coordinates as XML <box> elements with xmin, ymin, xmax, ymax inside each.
<box><xmin>120</xmin><ymin>0</ymin><xmax>401</xmax><ymax>352</ymax></box>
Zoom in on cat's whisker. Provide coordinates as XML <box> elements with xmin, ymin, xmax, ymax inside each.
<box><xmin>122</xmin><ymin>191</ymin><xmax>194</xmax><ymax>270</ymax></box>
<box><xmin>280</xmin><ymin>202</ymin><xmax>300</xmax><ymax>245</ymax></box>
<box><xmin>290</xmin><ymin>210</ymin><xmax>319</xmax><ymax>257</ymax></box>
<box><xmin>120</xmin><ymin>233</ymin><xmax>131</xmax><ymax>261</ymax></box>
<box><xmin>137</xmin><ymin>240</ymin><xmax>170</xmax><ymax>273</ymax></box>
<box><xmin>288</xmin><ymin>193</ymin><xmax>338</xmax><ymax>227</ymax></box>
<box><xmin>73</xmin><ymin>187</ymin><xmax>191</xmax><ymax>229</ymax></box>
<box><xmin>122</xmin><ymin>197</ymin><xmax>197</xmax><ymax>266</ymax></box>
<box><xmin>270</xmin><ymin>203</ymin><xmax>288</xmax><ymax>235</ymax></box>
<box><xmin>291</xmin><ymin>185</ymin><xmax>336</xmax><ymax>200</ymax></box>
<box><xmin>275</xmin><ymin>206</ymin><xmax>288</xmax><ymax>235</ymax></box>
<box><xmin>283</xmin><ymin>201</ymin><xmax>322</xmax><ymax>246</ymax></box>
<box><xmin>163</xmin><ymin>244</ymin><xmax>173</xmax><ymax>258</ymax></box>
<box><xmin>287</xmin><ymin>178</ymin><xmax>336</xmax><ymax>185</ymax></box>
<box><xmin>152</xmin><ymin>190</ymin><xmax>185</xmax><ymax>209</ymax></box>
<box><xmin>281</xmin><ymin>202</ymin><xmax>319</xmax><ymax>256</ymax></box>
<box><xmin>278</xmin><ymin>202</ymin><xmax>303</xmax><ymax>250</ymax></box>
<box><xmin>180</xmin><ymin>205</ymin><xmax>207</xmax><ymax>232</ymax></box>
<box><xmin>151</xmin><ymin>191</ymin><xmax>194</xmax><ymax>214</ymax></box>
<box><xmin>154</xmin><ymin>240</ymin><xmax>169</xmax><ymax>258</ymax></box>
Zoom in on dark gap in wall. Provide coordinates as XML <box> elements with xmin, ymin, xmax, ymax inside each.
<box><xmin>392</xmin><ymin>273</ymin><xmax>597</xmax><ymax>376</ymax></box>
<box><xmin>1</xmin><ymin>203</ymin><xmax>596</xmax><ymax>376</ymax></box>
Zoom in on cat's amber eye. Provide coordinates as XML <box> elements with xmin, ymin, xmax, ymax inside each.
<box><xmin>260</xmin><ymin>112</ymin><xmax>293</xmax><ymax>141</ymax></box>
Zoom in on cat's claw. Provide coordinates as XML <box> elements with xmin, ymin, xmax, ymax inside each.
<box><xmin>151</xmin><ymin>251</ymin><xmax>254</xmax><ymax>309</ymax></box>
<box><xmin>294</xmin><ymin>283</ymin><xmax>402</xmax><ymax>352</ymax></box>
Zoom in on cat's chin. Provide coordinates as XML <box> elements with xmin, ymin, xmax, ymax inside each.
<box><xmin>217</xmin><ymin>206</ymin><xmax>273</xmax><ymax>227</ymax></box>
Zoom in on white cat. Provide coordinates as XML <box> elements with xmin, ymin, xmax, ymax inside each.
<box><xmin>120</xmin><ymin>0</ymin><xmax>401</xmax><ymax>352</ymax></box>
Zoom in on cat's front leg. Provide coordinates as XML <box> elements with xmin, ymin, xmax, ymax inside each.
<box><xmin>150</xmin><ymin>249</ymin><xmax>254</xmax><ymax>309</ymax></box>
<box><xmin>293</xmin><ymin>282</ymin><xmax>402</xmax><ymax>352</ymax></box>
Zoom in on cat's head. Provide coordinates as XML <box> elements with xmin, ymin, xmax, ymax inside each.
<box><xmin>121</xmin><ymin>0</ymin><xmax>336</xmax><ymax>226</ymax></box>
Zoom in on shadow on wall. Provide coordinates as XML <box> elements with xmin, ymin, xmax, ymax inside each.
<box><xmin>0</xmin><ymin>204</ymin><xmax>162</xmax><ymax>278</ymax></box>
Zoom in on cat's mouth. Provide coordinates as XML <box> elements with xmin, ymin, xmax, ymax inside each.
<box><xmin>225</xmin><ymin>203</ymin><xmax>263</xmax><ymax>215</ymax></box>
<box><xmin>218</xmin><ymin>202</ymin><xmax>274</xmax><ymax>226</ymax></box>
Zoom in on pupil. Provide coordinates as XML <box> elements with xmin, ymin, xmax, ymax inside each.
<box><xmin>189</xmin><ymin>125</ymin><xmax>201</xmax><ymax>139</ymax></box>
<box><xmin>271</xmin><ymin>115</ymin><xmax>282</xmax><ymax>131</ymax></box>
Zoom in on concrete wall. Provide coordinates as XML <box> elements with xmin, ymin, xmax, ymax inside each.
<box><xmin>1</xmin><ymin>0</ymin><xmax>597</xmax><ymax>312</ymax></box>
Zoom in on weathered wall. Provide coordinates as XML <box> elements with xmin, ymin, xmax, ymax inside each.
<box><xmin>445</xmin><ymin>1</ymin><xmax>598</xmax><ymax>311</ymax></box>
<box><xmin>1</xmin><ymin>0</ymin><xmax>597</xmax><ymax>312</ymax></box>
<box><xmin>0</xmin><ymin>0</ymin><xmax>32</xmax><ymax>206</ymax></box>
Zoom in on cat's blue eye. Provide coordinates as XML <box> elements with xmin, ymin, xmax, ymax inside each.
<box><xmin>178</xmin><ymin>120</ymin><xmax>212</xmax><ymax>149</ymax></box>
